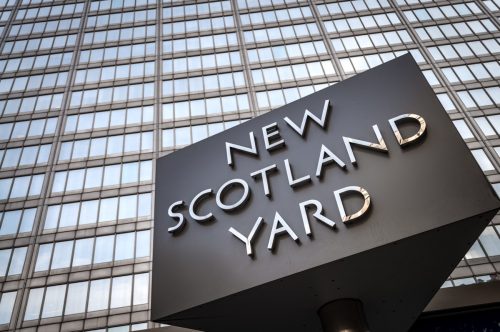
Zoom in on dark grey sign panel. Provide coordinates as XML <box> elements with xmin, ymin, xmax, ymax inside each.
<box><xmin>152</xmin><ymin>54</ymin><xmax>499</xmax><ymax>331</ymax></box>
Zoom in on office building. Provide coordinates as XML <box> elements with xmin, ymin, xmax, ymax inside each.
<box><xmin>0</xmin><ymin>0</ymin><xmax>498</xmax><ymax>331</ymax></box>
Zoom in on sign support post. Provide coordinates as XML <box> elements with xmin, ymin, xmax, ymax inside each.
<box><xmin>318</xmin><ymin>299</ymin><xmax>370</xmax><ymax>332</ymax></box>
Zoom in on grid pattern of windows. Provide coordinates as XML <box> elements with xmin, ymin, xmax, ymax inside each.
<box><xmin>0</xmin><ymin>52</ymin><xmax>73</xmax><ymax>73</ymax></box>
<box><xmin>162</xmin><ymin>120</ymin><xmax>244</xmax><ymax>149</ymax></box>
<box><xmin>0</xmin><ymin>71</ymin><xmax>68</xmax><ymax>94</ymax></box>
<box><xmin>87</xmin><ymin>9</ymin><xmax>156</xmax><ymax>28</ymax></box>
<box><xmin>163</xmin><ymin>51</ymin><xmax>241</xmax><ymax>74</ymax></box>
<box><xmin>162</xmin><ymin>94</ymin><xmax>250</xmax><ymax>120</ymax></box>
<box><xmin>247</xmin><ymin>41</ymin><xmax>328</xmax><ymax>64</ymax></box>
<box><xmin>82</xmin><ymin>25</ymin><xmax>155</xmax><ymax>45</ymax></box>
<box><xmin>24</xmin><ymin>273</ymin><xmax>149</xmax><ymax>320</ymax></box>
<box><xmin>441</xmin><ymin>61</ymin><xmax>499</xmax><ymax>85</ymax></box>
<box><xmin>316</xmin><ymin>0</ymin><xmax>390</xmax><ymax>16</ymax></box>
<box><xmin>0</xmin><ymin>174</ymin><xmax>44</xmax><ymax>201</ymax></box>
<box><xmin>163</xmin><ymin>16</ymin><xmax>235</xmax><ymax>35</ymax></box>
<box><xmin>65</xmin><ymin>106</ymin><xmax>154</xmax><ymax>133</ymax></box>
<box><xmin>43</xmin><ymin>193</ymin><xmax>152</xmax><ymax>231</ymax></box>
<box><xmin>403</xmin><ymin>2</ymin><xmax>482</xmax><ymax>23</ymax></box>
<box><xmin>70</xmin><ymin>82</ymin><xmax>155</xmax><ymax>108</ymax></box>
<box><xmin>324</xmin><ymin>12</ymin><xmax>401</xmax><ymax>33</ymax></box>
<box><xmin>2</xmin><ymin>34</ymin><xmax>77</xmax><ymax>54</ymax></box>
<box><xmin>15</xmin><ymin>3</ymin><xmax>84</xmax><ymax>20</ymax></box>
<box><xmin>331</xmin><ymin>30</ymin><xmax>413</xmax><ymax>52</ymax></box>
<box><xmin>163</xmin><ymin>1</ymin><xmax>231</xmax><ymax>19</ymax></box>
<box><xmin>163</xmin><ymin>32</ymin><xmax>238</xmax><ymax>53</ymax></box>
<box><xmin>9</xmin><ymin>18</ymin><xmax>81</xmax><ymax>37</ymax></box>
<box><xmin>74</xmin><ymin>61</ymin><xmax>155</xmax><ymax>85</ymax></box>
<box><xmin>58</xmin><ymin>132</ymin><xmax>153</xmax><ymax>161</ymax></box>
<box><xmin>1</xmin><ymin>0</ymin><xmax>499</xmax><ymax>330</ymax></box>
<box><xmin>0</xmin><ymin>144</ymin><xmax>52</xmax><ymax>169</ymax></box>
<box><xmin>415</xmin><ymin>19</ymin><xmax>497</xmax><ymax>42</ymax></box>
<box><xmin>90</xmin><ymin>0</ymin><xmax>156</xmax><ymax>12</ymax></box>
<box><xmin>34</xmin><ymin>230</ymin><xmax>150</xmax><ymax>272</ymax></box>
<box><xmin>51</xmin><ymin>160</ymin><xmax>152</xmax><ymax>194</ymax></box>
<box><xmin>79</xmin><ymin>43</ymin><xmax>156</xmax><ymax>64</ymax></box>
<box><xmin>427</xmin><ymin>39</ymin><xmax>500</xmax><ymax>62</ymax></box>
<box><xmin>0</xmin><ymin>208</ymin><xmax>36</xmax><ymax>237</ymax></box>
<box><xmin>0</xmin><ymin>117</ymin><xmax>57</xmax><ymax>141</ymax></box>
<box><xmin>340</xmin><ymin>49</ymin><xmax>424</xmax><ymax>74</ymax></box>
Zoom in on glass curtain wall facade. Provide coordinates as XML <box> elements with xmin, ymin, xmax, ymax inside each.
<box><xmin>0</xmin><ymin>0</ymin><xmax>498</xmax><ymax>331</ymax></box>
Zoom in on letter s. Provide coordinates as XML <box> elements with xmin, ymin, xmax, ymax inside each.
<box><xmin>168</xmin><ymin>200</ymin><xmax>185</xmax><ymax>234</ymax></box>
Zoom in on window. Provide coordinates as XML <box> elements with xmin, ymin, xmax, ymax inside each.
<box><xmin>90</xmin><ymin>0</ymin><xmax>156</xmax><ymax>12</ymax></box>
<box><xmin>479</xmin><ymin>226</ymin><xmax>500</xmax><ymax>256</ymax></box>
<box><xmin>0</xmin><ymin>72</ymin><xmax>68</xmax><ymax>94</ymax></box>
<box><xmin>164</xmin><ymin>51</ymin><xmax>241</xmax><ymax>74</ymax></box>
<box><xmin>332</xmin><ymin>30</ymin><xmax>412</xmax><ymax>52</ymax></box>
<box><xmin>75</xmin><ymin>61</ymin><xmax>155</xmax><ymax>85</ymax></box>
<box><xmin>111</xmin><ymin>276</ymin><xmax>133</xmax><ymax>308</ymax></box>
<box><xmin>256</xmin><ymin>83</ymin><xmax>330</xmax><ymax>109</ymax></box>
<box><xmin>163</xmin><ymin>32</ymin><xmax>238</xmax><ymax>53</ymax></box>
<box><xmin>0</xmin><ymin>174</ymin><xmax>45</xmax><ymax>201</ymax></box>
<box><xmin>415</xmin><ymin>19</ymin><xmax>497</xmax><ymax>42</ymax></box>
<box><xmin>251</xmin><ymin>61</ymin><xmax>336</xmax><ymax>85</ymax></box>
<box><xmin>10</xmin><ymin>18</ymin><xmax>81</xmax><ymax>37</ymax></box>
<box><xmin>340</xmin><ymin>49</ymin><xmax>424</xmax><ymax>74</ymax></box>
<box><xmin>427</xmin><ymin>39</ymin><xmax>499</xmax><ymax>62</ymax></box>
<box><xmin>324</xmin><ymin>12</ymin><xmax>400</xmax><ymax>33</ymax></box>
<box><xmin>471</xmin><ymin>149</ymin><xmax>495</xmax><ymax>172</ymax></box>
<box><xmin>0</xmin><ymin>292</ymin><xmax>17</xmax><ymax>325</ymax></box>
<box><xmin>162</xmin><ymin>94</ymin><xmax>249</xmax><ymax>121</ymax></box>
<box><xmin>163</xmin><ymin>1</ymin><xmax>231</xmax><ymax>19</ymax></box>
<box><xmin>0</xmin><ymin>93</ymin><xmax>63</xmax><ymax>117</ymax></box>
<box><xmin>452</xmin><ymin>120</ymin><xmax>474</xmax><ymax>140</ymax></box>
<box><xmin>0</xmin><ymin>247</ymin><xmax>27</xmax><ymax>277</ymax></box>
<box><xmin>404</xmin><ymin>2</ymin><xmax>481</xmax><ymax>23</ymax></box>
<box><xmin>244</xmin><ymin>23</ymin><xmax>319</xmax><ymax>43</ymax></box>
<box><xmin>83</xmin><ymin>25</ymin><xmax>155</xmax><ymax>45</ymax></box>
<box><xmin>24</xmin><ymin>273</ymin><xmax>149</xmax><ymax>319</ymax></box>
<box><xmin>317</xmin><ymin>0</ymin><xmax>390</xmax><ymax>16</ymax></box>
<box><xmin>2</xmin><ymin>35</ymin><xmax>77</xmax><ymax>55</ymax></box>
<box><xmin>41</xmin><ymin>285</ymin><xmax>66</xmax><ymax>318</ymax></box>
<box><xmin>457</xmin><ymin>87</ymin><xmax>499</xmax><ymax>109</ymax></box>
<box><xmin>43</xmin><ymin>193</ymin><xmax>152</xmax><ymax>230</ymax></box>
<box><xmin>59</xmin><ymin>132</ymin><xmax>153</xmax><ymax>162</ymax></box>
<box><xmin>0</xmin><ymin>208</ymin><xmax>36</xmax><ymax>237</ymax></box>
<box><xmin>65</xmin><ymin>282</ymin><xmax>88</xmax><ymax>315</ymax></box>
<box><xmin>16</xmin><ymin>3</ymin><xmax>84</xmax><ymax>20</ymax></box>
<box><xmin>442</xmin><ymin>61</ymin><xmax>499</xmax><ymax>85</ymax></box>
<box><xmin>0</xmin><ymin>144</ymin><xmax>52</xmax><ymax>169</ymax></box>
<box><xmin>163</xmin><ymin>120</ymin><xmax>246</xmax><ymax>149</ymax></box>
<box><xmin>163</xmin><ymin>72</ymin><xmax>246</xmax><ymax>97</ymax></box>
<box><xmin>65</xmin><ymin>106</ymin><xmax>154</xmax><ymax>133</ymax></box>
<box><xmin>79</xmin><ymin>42</ymin><xmax>155</xmax><ymax>64</ymax></box>
<box><xmin>87</xmin><ymin>9</ymin><xmax>156</xmax><ymax>28</ymax></box>
<box><xmin>163</xmin><ymin>16</ymin><xmax>234</xmax><ymax>35</ymax></box>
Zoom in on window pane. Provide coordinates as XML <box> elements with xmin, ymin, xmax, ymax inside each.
<box><xmin>115</xmin><ymin>233</ymin><xmax>134</xmax><ymax>261</ymax></box>
<box><xmin>0</xmin><ymin>292</ymin><xmax>17</xmax><ymax>325</ymax></box>
<box><xmin>51</xmin><ymin>241</ymin><xmax>73</xmax><ymax>269</ymax></box>
<box><xmin>88</xmin><ymin>279</ymin><xmax>110</xmax><ymax>311</ymax></box>
<box><xmin>136</xmin><ymin>230</ymin><xmax>150</xmax><ymax>258</ymax></box>
<box><xmin>94</xmin><ymin>235</ymin><xmax>114</xmax><ymax>264</ymax></box>
<box><xmin>133</xmin><ymin>273</ymin><xmax>149</xmax><ymax>305</ymax></box>
<box><xmin>65</xmin><ymin>282</ymin><xmax>88</xmax><ymax>315</ymax></box>
<box><xmin>24</xmin><ymin>288</ymin><xmax>44</xmax><ymax>321</ymax></box>
<box><xmin>110</xmin><ymin>275</ymin><xmax>132</xmax><ymax>308</ymax></box>
<box><xmin>41</xmin><ymin>285</ymin><xmax>66</xmax><ymax>318</ymax></box>
<box><xmin>73</xmin><ymin>238</ymin><xmax>94</xmax><ymax>266</ymax></box>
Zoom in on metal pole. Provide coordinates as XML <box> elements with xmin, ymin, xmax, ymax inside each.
<box><xmin>318</xmin><ymin>299</ymin><xmax>370</xmax><ymax>332</ymax></box>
